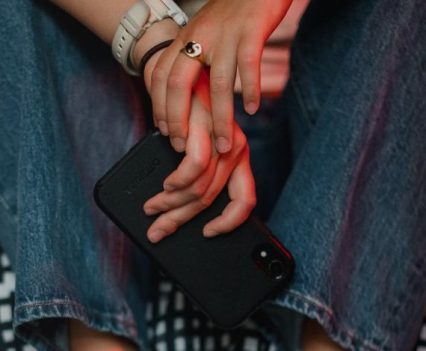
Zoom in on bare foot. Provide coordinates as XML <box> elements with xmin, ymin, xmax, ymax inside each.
<box><xmin>301</xmin><ymin>318</ymin><xmax>346</xmax><ymax>351</ymax></box>
<box><xmin>69</xmin><ymin>319</ymin><xmax>137</xmax><ymax>351</ymax></box>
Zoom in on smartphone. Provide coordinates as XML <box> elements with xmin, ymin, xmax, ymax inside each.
<box><xmin>94</xmin><ymin>130</ymin><xmax>294</xmax><ymax>328</ymax></box>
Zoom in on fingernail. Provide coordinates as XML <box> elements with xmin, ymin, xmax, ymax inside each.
<box><xmin>171</xmin><ymin>137</ymin><xmax>186</xmax><ymax>152</ymax></box>
<box><xmin>163</xmin><ymin>183</ymin><xmax>175</xmax><ymax>192</ymax></box>
<box><xmin>245</xmin><ymin>102</ymin><xmax>258</xmax><ymax>115</ymax></box>
<box><xmin>148</xmin><ymin>229</ymin><xmax>165</xmax><ymax>243</ymax></box>
<box><xmin>144</xmin><ymin>207</ymin><xmax>158</xmax><ymax>216</ymax></box>
<box><xmin>158</xmin><ymin>121</ymin><xmax>169</xmax><ymax>135</ymax></box>
<box><xmin>216</xmin><ymin>137</ymin><xmax>230</xmax><ymax>153</ymax></box>
<box><xmin>203</xmin><ymin>229</ymin><xmax>217</xmax><ymax>237</ymax></box>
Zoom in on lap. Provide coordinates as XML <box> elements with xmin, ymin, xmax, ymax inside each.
<box><xmin>269</xmin><ymin>0</ymin><xmax>426</xmax><ymax>350</ymax></box>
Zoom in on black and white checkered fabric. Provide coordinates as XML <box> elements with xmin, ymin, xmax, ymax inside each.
<box><xmin>417</xmin><ymin>318</ymin><xmax>426</xmax><ymax>351</ymax></box>
<box><xmin>0</xmin><ymin>248</ymin><xmax>36</xmax><ymax>351</ymax></box>
<box><xmin>145</xmin><ymin>277</ymin><xmax>277</xmax><ymax>351</ymax></box>
<box><xmin>1</xmin><ymin>246</ymin><xmax>426</xmax><ymax>351</ymax></box>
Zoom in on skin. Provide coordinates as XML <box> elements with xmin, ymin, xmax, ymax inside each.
<box><xmin>139</xmin><ymin>26</ymin><xmax>257</xmax><ymax>242</ymax></box>
<box><xmin>69</xmin><ymin>319</ymin><xmax>137</xmax><ymax>351</ymax></box>
<box><xmin>139</xmin><ymin>0</ymin><xmax>294</xmax><ymax>240</ymax></box>
<box><xmin>302</xmin><ymin>319</ymin><xmax>345</xmax><ymax>351</ymax></box>
<box><xmin>142</xmin><ymin>68</ymin><xmax>257</xmax><ymax>242</ymax></box>
<box><xmin>150</xmin><ymin>0</ymin><xmax>293</xmax><ymax>153</ymax></box>
<box><xmin>51</xmin><ymin>1</ymin><xmax>257</xmax><ymax>241</ymax></box>
<box><xmin>50</xmin><ymin>1</ymin><xmax>346</xmax><ymax>350</ymax></box>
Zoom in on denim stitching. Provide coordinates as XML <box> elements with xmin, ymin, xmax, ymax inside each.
<box><xmin>15</xmin><ymin>300</ymin><xmax>137</xmax><ymax>325</ymax></box>
<box><xmin>14</xmin><ymin>299</ymin><xmax>147</xmax><ymax>350</ymax></box>
<box><xmin>277</xmin><ymin>289</ymin><xmax>383</xmax><ymax>351</ymax></box>
<box><xmin>0</xmin><ymin>193</ymin><xmax>17</xmax><ymax>222</ymax></box>
<box><xmin>289</xmin><ymin>63</ymin><xmax>317</xmax><ymax>128</ymax></box>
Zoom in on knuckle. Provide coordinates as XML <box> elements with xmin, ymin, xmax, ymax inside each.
<box><xmin>190</xmin><ymin>183</ymin><xmax>207</xmax><ymax>198</ymax></box>
<box><xmin>151</xmin><ymin>66</ymin><xmax>168</xmax><ymax>84</ymax></box>
<box><xmin>198</xmin><ymin>195</ymin><xmax>214</xmax><ymax>208</ymax></box>
<box><xmin>154</xmin><ymin>109</ymin><xmax>166</xmax><ymax>122</ymax></box>
<box><xmin>210</xmin><ymin>76</ymin><xmax>232</xmax><ymax>95</ymax></box>
<box><xmin>190</xmin><ymin>155</ymin><xmax>208</xmax><ymax>173</ymax></box>
<box><xmin>168</xmin><ymin>122</ymin><xmax>184</xmax><ymax>135</ymax></box>
<box><xmin>234</xmin><ymin>132</ymin><xmax>247</xmax><ymax>151</ymax></box>
<box><xmin>167</xmin><ymin>118</ymin><xmax>183</xmax><ymax>126</ymax></box>
<box><xmin>240</xmin><ymin>54</ymin><xmax>258</xmax><ymax>69</ymax></box>
<box><xmin>163</xmin><ymin>217</ymin><xmax>180</xmax><ymax>232</ymax></box>
<box><xmin>167</xmin><ymin>74</ymin><xmax>186</xmax><ymax>91</ymax></box>
<box><xmin>167</xmin><ymin>121</ymin><xmax>186</xmax><ymax>138</ymax></box>
<box><xmin>244</xmin><ymin>195</ymin><xmax>257</xmax><ymax>209</ymax></box>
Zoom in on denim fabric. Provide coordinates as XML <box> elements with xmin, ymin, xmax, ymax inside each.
<box><xmin>0</xmin><ymin>1</ymin><xmax>153</xmax><ymax>349</ymax></box>
<box><xmin>0</xmin><ymin>2</ymin><xmax>285</xmax><ymax>350</ymax></box>
<box><xmin>234</xmin><ymin>95</ymin><xmax>292</xmax><ymax>221</ymax></box>
<box><xmin>267</xmin><ymin>0</ymin><xmax>426</xmax><ymax>350</ymax></box>
<box><xmin>0</xmin><ymin>0</ymin><xmax>425</xmax><ymax>351</ymax></box>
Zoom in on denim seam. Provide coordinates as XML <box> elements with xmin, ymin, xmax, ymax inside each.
<box><xmin>14</xmin><ymin>300</ymin><xmax>137</xmax><ymax>324</ymax></box>
<box><xmin>289</xmin><ymin>74</ymin><xmax>316</xmax><ymax>129</ymax></box>
<box><xmin>14</xmin><ymin>299</ymin><xmax>146</xmax><ymax>351</ymax></box>
<box><xmin>116</xmin><ymin>228</ymin><xmax>126</xmax><ymax>285</ymax></box>
<box><xmin>0</xmin><ymin>193</ymin><xmax>17</xmax><ymax>222</ymax></box>
<box><xmin>276</xmin><ymin>289</ymin><xmax>383</xmax><ymax>351</ymax></box>
<box><xmin>334</xmin><ymin>62</ymin><xmax>392</xmax><ymax>351</ymax></box>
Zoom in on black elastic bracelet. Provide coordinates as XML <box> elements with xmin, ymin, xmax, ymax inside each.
<box><xmin>138</xmin><ymin>39</ymin><xmax>174</xmax><ymax>76</ymax></box>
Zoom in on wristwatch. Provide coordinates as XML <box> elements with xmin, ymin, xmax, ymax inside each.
<box><xmin>112</xmin><ymin>0</ymin><xmax>188</xmax><ymax>76</ymax></box>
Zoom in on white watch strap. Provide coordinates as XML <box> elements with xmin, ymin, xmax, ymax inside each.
<box><xmin>112</xmin><ymin>2</ymin><xmax>150</xmax><ymax>76</ymax></box>
<box><xmin>112</xmin><ymin>0</ymin><xmax>188</xmax><ymax>76</ymax></box>
<box><xmin>145</xmin><ymin>0</ymin><xmax>188</xmax><ymax>27</ymax></box>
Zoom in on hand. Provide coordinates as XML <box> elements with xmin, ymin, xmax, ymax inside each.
<box><xmin>142</xmin><ymin>71</ymin><xmax>256</xmax><ymax>243</ymax></box>
<box><xmin>149</xmin><ymin>0</ymin><xmax>292</xmax><ymax>153</ymax></box>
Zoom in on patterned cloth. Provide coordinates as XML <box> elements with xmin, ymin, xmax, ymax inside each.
<box><xmin>1</xmin><ymin>246</ymin><xmax>426</xmax><ymax>350</ymax></box>
<box><xmin>0</xmin><ymin>246</ymin><xmax>278</xmax><ymax>351</ymax></box>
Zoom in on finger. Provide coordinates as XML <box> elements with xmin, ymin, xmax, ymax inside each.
<box><xmin>166</xmin><ymin>49</ymin><xmax>203</xmax><ymax>152</ymax></box>
<box><xmin>209</xmin><ymin>42</ymin><xmax>238</xmax><ymax>153</ymax></box>
<box><xmin>150</xmin><ymin>41</ymin><xmax>182</xmax><ymax>136</ymax></box>
<box><xmin>237</xmin><ymin>34</ymin><xmax>263</xmax><ymax>115</ymax></box>
<box><xmin>147</xmin><ymin>125</ymin><xmax>248</xmax><ymax>242</ymax></box>
<box><xmin>146</xmin><ymin>199</ymin><xmax>208</xmax><ymax>243</ymax></box>
<box><xmin>203</xmin><ymin>146</ymin><xmax>256</xmax><ymax>236</ymax></box>
<box><xmin>160</xmin><ymin>125</ymin><xmax>246</xmax><ymax>220</ymax></box>
<box><xmin>196</xmin><ymin>122</ymin><xmax>247</xmax><ymax>196</ymax></box>
<box><xmin>143</xmin><ymin>156</ymin><xmax>218</xmax><ymax>215</ymax></box>
<box><xmin>196</xmin><ymin>122</ymin><xmax>247</xmax><ymax>200</ymax></box>
<box><xmin>163</xmin><ymin>96</ymin><xmax>213</xmax><ymax>190</ymax></box>
<box><xmin>146</xmin><ymin>146</ymin><xmax>240</xmax><ymax>243</ymax></box>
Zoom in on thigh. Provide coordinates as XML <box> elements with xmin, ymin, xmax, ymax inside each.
<box><xmin>0</xmin><ymin>1</ymin><xmax>154</xmax><ymax>349</ymax></box>
<box><xmin>269</xmin><ymin>0</ymin><xmax>426</xmax><ymax>350</ymax></box>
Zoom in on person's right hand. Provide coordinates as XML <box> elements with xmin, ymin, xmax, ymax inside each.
<box><xmin>149</xmin><ymin>0</ymin><xmax>293</xmax><ymax>153</ymax></box>
<box><xmin>142</xmin><ymin>68</ymin><xmax>257</xmax><ymax>243</ymax></box>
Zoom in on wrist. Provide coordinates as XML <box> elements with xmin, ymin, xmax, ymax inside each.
<box><xmin>132</xmin><ymin>18</ymin><xmax>179</xmax><ymax>65</ymax></box>
<box><xmin>143</xmin><ymin>49</ymin><xmax>165</xmax><ymax>92</ymax></box>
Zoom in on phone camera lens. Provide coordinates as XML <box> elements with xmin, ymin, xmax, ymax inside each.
<box><xmin>268</xmin><ymin>260</ymin><xmax>286</xmax><ymax>280</ymax></box>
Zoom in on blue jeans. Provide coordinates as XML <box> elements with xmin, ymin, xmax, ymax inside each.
<box><xmin>1</xmin><ymin>0</ymin><xmax>425</xmax><ymax>350</ymax></box>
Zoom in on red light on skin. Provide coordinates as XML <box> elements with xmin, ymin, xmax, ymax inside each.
<box><xmin>193</xmin><ymin>68</ymin><xmax>212</xmax><ymax>111</ymax></box>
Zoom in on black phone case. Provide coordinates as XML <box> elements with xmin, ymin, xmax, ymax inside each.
<box><xmin>94</xmin><ymin>130</ymin><xmax>294</xmax><ymax>328</ymax></box>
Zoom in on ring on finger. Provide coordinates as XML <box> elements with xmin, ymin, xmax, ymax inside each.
<box><xmin>181</xmin><ymin>41</ymin><xmax>206</xmax><ymax>64</ymax></box>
